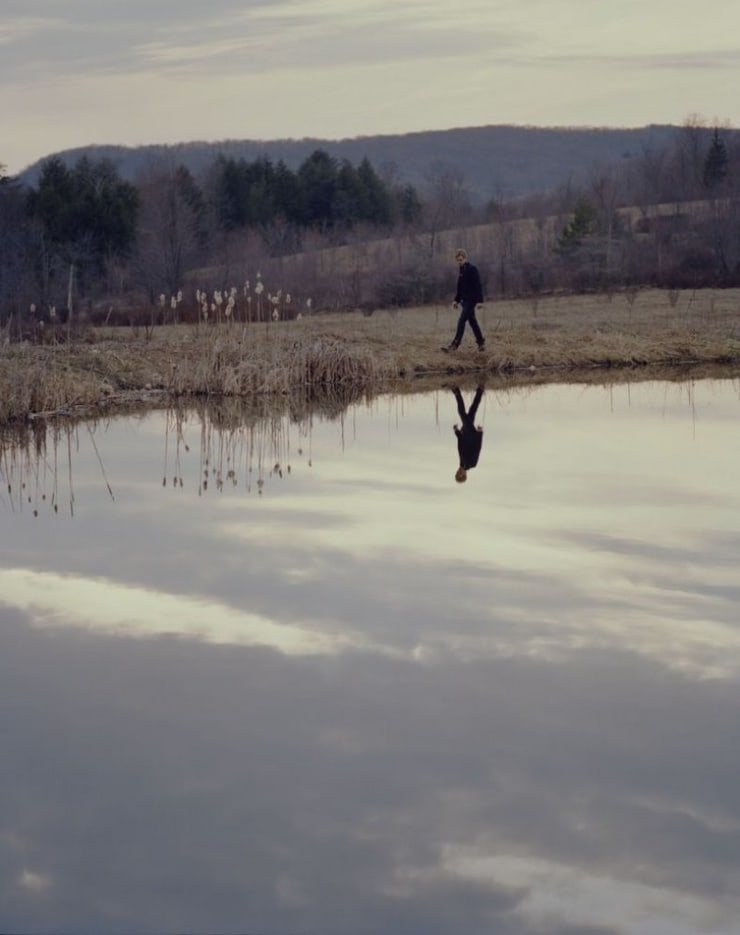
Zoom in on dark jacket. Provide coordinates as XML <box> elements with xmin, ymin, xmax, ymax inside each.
<box><xmin>453</xmin><ymin>386</ymin><xmax>484</xmax><ymax>469</ymax></box>
<box><xmin>455</xmin><ymin>423</ymin><xmax>483</xmax><ymax>470</ymax></box>
<box><xmin>454</xmin><ymin>262</ymin><xmax>484</xmax><ymax>306</ymax></box>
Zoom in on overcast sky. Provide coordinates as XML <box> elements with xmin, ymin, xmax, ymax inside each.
<box><xmin>2</xmin><ymin>1</ymin><xmax>739</xmax><ymax>176</ymax></box>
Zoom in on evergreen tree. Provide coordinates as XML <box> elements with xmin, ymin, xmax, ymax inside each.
<box><xmin>296</xmin><ymin>150</ymin><xmax>338</xmax><ymax>228</ymax></box>
<box><xmin>356</xmin><ymin>157</ymin><xmax>392</xmax><ymax>226</ymax></box>
<box><xmin>556</xmin><ymin>198</ymin><xmax>597</xmax><ymax>254</ymax></box>
<box><xmin>702</xmin><ymin>127</ymin><xmax>729</xmax><ymax>191</ymax></box>
<box><xmin>27</xmin><ymin>156</ymin><xmax>138</xmax><ymax>268</ymax></box>
<box><xmin>272</xmin><ymin>159</ymin><xmax>301</xmax><ymax>223</ymax></box>
<box><xmin>210</xmin><ymin>150</ymin><xmax>398</xmax><ymax>233</ymax></box>
<box><xmin>395</xmin><ymin>183</ymin><xmax>422</xmax><ymax>226</ymax></box>
<box><xmin>0</xmin><ymin>164</ymin><xmax>34</xmax><ymax>322</ymax></box>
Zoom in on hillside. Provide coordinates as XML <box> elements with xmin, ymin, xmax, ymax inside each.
<box><xmin>19</xmin><ymin>124</ymin><xmax>682</xmax><ymax>204</ymax></box>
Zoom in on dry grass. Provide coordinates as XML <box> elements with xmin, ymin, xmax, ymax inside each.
<box><xmin>2</xmin><ymin>287</ymin><xmax>740</xmax><ymax>425</ymax></box>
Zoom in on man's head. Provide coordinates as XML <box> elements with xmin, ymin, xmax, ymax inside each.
<box><xmin>454</xmin><ymin>249</ymin><xmax>467</xmax><ymax>266</ymax></box>
<box><xmin>455</xmin><ymin>467</ymin><xmax>467</xmax><ymax>483</ymax></box>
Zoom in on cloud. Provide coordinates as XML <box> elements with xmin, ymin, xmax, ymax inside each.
<box><xmin>1</xmin><ymin>0</ymin><xmax>521</xmax><ymax>84</ymax></box>
<box><xmin>538</xmin><ymin>49</ymin><xmax>740</xmax><ymax>72</ymax></box>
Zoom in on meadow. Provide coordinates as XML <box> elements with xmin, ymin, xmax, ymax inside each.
<box><xmin>2</xmin><ymin>287</ymin><xmax>740</xmax><ymax>426</ymax></box>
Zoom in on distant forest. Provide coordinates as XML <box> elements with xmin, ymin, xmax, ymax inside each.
<box><xmin>17</xmin><ymin>123</ymin><xmax>685</xmax><ymax>203</ymax></box>
<box><xmin>2</xmin><ymin>119</ymin><xmax>740</xmax><ymax>335</ymax></box>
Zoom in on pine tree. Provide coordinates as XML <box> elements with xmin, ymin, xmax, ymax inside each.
<box><xmin>556</xmin><ymin>199</ymin><xmax>597</xmax><ymax>254</ymax></box>
<box><xmin>702</xmin><ymin>127</ymin><xmax>728</xmax><ymax>191</ymax></box>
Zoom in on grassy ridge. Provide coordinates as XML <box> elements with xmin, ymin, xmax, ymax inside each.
<box><xmin>2</xmin><ymin>288</ymin><xmax>740</xmax><ymax>425</ymax></box>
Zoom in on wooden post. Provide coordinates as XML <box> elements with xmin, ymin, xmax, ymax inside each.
<box><xmin>66</xmin><ymin>263</ymin><xmax>74</xmax><ymax>341</ymax></box>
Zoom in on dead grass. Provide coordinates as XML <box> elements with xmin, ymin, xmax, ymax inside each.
<box><xmin>2</xmin><ymin>288</ymin><xmax>740</xmax><ymax>424</ymax></box>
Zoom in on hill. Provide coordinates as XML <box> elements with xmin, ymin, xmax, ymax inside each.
<box><xmin>19</xmin><ymin>124</ymin><xmax>682</xmax><ymax>204</ymax></box>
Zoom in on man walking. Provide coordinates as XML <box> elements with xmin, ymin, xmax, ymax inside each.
<box><xmin>443</xmin><ymin>249</ymin><xmax>486</xmax><ymax>352</ymax></box>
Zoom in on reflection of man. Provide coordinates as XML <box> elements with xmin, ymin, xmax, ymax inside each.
<box><xmin>452</xmin><ymin>385</ymin><xmax>484</xmax><ymax>483</ymax></box>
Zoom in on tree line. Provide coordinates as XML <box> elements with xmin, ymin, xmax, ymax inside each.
<box><xmin>0</xmin><ymin>149</ymin><xmax>421</xmax><ymax>325</ymax></box>
<box><xmin>1</xmin><ymin>117</ymin><xmax>739</xmax><ymax>335</ymax></box>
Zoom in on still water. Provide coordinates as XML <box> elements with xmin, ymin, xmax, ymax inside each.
<box><xmin>1</xmin><ymin>377</ymin><xmax>740</xmax><ymax>935</ymax></box>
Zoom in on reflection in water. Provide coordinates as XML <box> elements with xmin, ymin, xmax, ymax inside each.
<box><xmin>1</xmin><ymin>377</ymin><xmax>740</xmax><ymax>935</ymax></box>
<box><xmin>161</xmin><ymin>399</ymin><xmax>310</xmax><ymax>496</ymax></box>
<box><xmin>0</xmin><ymin>419</ymin><xmax>116</xmax><ymax>517</ymax></box>
<box><xmin>449</xmin><ymin>383</ymin><xmax>485</xmax><ymax>483</ymax></box>
<box><xmin>0</xmin><ymin>567</ymin><xmax>374</xmax><ymax>656</ymax></box>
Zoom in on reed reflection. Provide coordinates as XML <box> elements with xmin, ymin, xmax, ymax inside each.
<box><xmin>0</xmin><ymin>419</ymin><xmax>114</xmax><ymax>518</ymax></box>
<box><xmin>161</xmin><ymin>398</ymin><xmax>314</xmax><ymax>497</ymax></box>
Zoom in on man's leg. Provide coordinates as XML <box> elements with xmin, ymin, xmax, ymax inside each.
<box><xmin>451</xmin><ymin>307</ymin><xmax>468</xmax><ymax>348</ymax></box>
<box><xmin>467</xmin><ymin>386</ymin><xmax>484</xmax><ymax>422</ymax></box>
<box><xmin>452</xmin><ymin>386</ymin><xmax>466</xmax><ymax>421</ymax></box>
<box><xmin>467</xmin><ymin>304</ymin><xmax>485</xmax><ymax>347</ymax></box>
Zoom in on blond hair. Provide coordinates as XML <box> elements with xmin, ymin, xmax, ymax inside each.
<box><xmin>454</xmin><ymin>248</ymin><xmax>468</xmax><ymax>260</ymax></box>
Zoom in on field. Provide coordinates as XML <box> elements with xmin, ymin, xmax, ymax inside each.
<box><xmin>2</xmin><ymin>287</ymin><xmax>740</xmax><ymax>426</ymax></box>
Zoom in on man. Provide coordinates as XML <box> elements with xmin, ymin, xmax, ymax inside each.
<box><xmin>451</xmin><ymin>384</ymin><xmax>484</xmax><ymax>483</ymax></box>
<box><xmin>443</xmin><ymin>249</ymin><xmax>486</xmax><ymax>352</ymax></box>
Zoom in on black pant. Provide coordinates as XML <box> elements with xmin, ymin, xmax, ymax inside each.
<box><xmin>452</xmin><ymin>301</ymin><xmax>484</xmax><ymax>347</ymax></box>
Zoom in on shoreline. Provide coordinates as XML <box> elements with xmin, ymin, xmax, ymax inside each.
<box><xmin>2</xmin><ymin>288</ymin><xmax>740</xmax><ymax>425</ymax></box>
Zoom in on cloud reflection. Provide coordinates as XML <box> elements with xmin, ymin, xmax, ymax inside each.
<box><xmin>0</xmin><ymin>567</ymin><xmax>372</xmax><ymax>657</ymax></box>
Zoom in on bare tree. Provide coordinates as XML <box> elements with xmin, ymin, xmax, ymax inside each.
<box><xmin>670</xmin><ymin>114</ymin><xmax>710</xmax><ymax>203</ymax></box>
<box><xmin>422</xmin><ymin>161</ymin><xmax>472</xmax><ymax>255</ymax></box>
<box><xmin>588</xmin><ymin>167</ymin><xmax>623</xmax><ymax>278</ymax></box>
<box><xmin>132</xmin><ymin>157</ymin><xmax>207</xmax><ymax>306</ymax></box>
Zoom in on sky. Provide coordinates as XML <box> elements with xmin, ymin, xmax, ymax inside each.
<box><xmin>2</xmin><ymin>0</ymin><xmax>740</xmax><ymax>176</ymax></box>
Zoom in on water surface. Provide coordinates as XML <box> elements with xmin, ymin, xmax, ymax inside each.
<box><xmin>1</xmin><ymin>378</ymin><xmax>740</xmax><ymax>935</ymax></box>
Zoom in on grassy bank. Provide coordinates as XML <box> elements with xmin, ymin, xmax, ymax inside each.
<box><xmin>2</xmin><ymin>288</ymin><xmax>740</xmax><ymax>425</ymax></box>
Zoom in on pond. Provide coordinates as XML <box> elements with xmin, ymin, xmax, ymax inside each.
<box><xmin>1</xmin><ymin>376</ymin><xmax>740</xmax><ymax>935</ymax></box>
